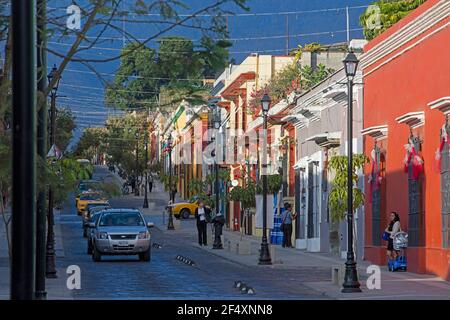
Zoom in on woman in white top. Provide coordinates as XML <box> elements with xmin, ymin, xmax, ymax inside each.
<box><xmin>385</xmin><ymin>211</ymin><xmax>401</xmax><ymax>260</ymax></box>
<box><xmin>194</xmin><ymin>200</ymin><xmax>211</xmax><ymax>246</ymax></box>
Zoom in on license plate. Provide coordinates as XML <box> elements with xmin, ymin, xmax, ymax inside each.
<box><xmin>118</xmin><ymin>241</ymin><xmax>128</xmax><ymax>246</ymax></box>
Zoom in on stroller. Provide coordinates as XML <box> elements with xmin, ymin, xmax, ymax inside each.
<box><xmin>388</xmin><ymin>231</ymin><xmax>408</xmax><ymax>272</ymax></box>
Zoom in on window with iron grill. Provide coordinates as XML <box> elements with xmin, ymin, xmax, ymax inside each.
<box><xmin>408</xmin><ymin>136</ymin><xmax>424</xmax><ymax>247</ymax></box>
<box><xmin>372</xmin><ymin>145</ymin><xmax>381</xmax><ymax>246</ymax></box>
<box><xmin>441</xmin><ymin>125</ymin><xmax>450</xmax><ymax>248</ymax></box>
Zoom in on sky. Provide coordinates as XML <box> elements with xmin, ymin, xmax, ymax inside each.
<box><xmin>45</xmin><ymin>0</ymin><xmax>375</xmax><ymax>148</ymax></box>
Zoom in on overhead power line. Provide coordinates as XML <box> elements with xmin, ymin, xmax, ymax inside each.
<box><xmin>46</xmin><ymin>4</ymin><xmax>368</xmax><ymax>17</ymax></box>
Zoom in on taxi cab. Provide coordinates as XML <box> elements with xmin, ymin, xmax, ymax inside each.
<box><xmin>168</xmin><ymin>197</ymin><xmax>210</xmax><ymax>220</ymax></box>
<box><xmin>77</xmin><ymin>192</ymin><xmax>107</xmax><ymax>215</ymax></box>
<box><xmin>75</xmin><ymin>180</ymin><xmax>101</xmax><ymax>206</ymax></box>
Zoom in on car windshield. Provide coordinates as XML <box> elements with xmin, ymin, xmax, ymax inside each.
<box><xmin>87</xmin><ymin>204</ymin><xmax>108</xmax><ymax>210</ymax></box>
<box><xmin>79</xmin><ymin>182</ymin><xmax>100</xmax><ymax>192</ymax></box>
<box><xmin>91</xmin><ymin>212</ymin><xmax>103</xmax><ymax>223</ymax></box>
<box><xmin>80</xmin><ymin>193</ymin><xmax>102</xmax><ymax>200</ymax></box>
<box><xmin>98</xmin><ymin>212</ymin><xmax>144</xmax><ymax>227</ymax></box>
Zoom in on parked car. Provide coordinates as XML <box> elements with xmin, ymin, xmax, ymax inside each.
<box><xmin>90</xmin><ymin>209</ymin><xmax>154</xmax><ymax>262</ymax></box>
<box><xmin>82</xmin><ymin>203</ymin><xmax>110</xmax><ymax>237</ymax></box>
<box><xmin>86</xmin><ymin>210</ymin><xmax>106</xmax><ymax>254</ymax></box>
<box><xmin>75</xmin><ymin>180</ymin><xmax>102</xmax><ymax>206</ymax></box>
<box><xmin>167</xmin><ymin>197</ymin><xmax>210</xmax><ymax>219</ymax></box>
<box><xmin>76</xmin><ymin>192</ymin><xmax>107</xmax><ymax>215</ymax></box>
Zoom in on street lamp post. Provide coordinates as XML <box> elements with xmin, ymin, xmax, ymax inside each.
<box><xmin>167</xmin><ymin>135</ymin><xmax>175</xmax><ymax>230</ymax></box>
<box><xmin>143</xmin><ymin>131</ymin><xmax>149</xmax><ymax>208</ymax></box>
<box><xmin>258</xmin><ymin>93</ymin><xmax>272</xmax><ymax>265</ymax></box>
<box><xmin>45</xmin><ymin>64</ymin><xmax>60</xmax><ymax>279</ymax></box>
<box><xmin>341</xmin><ymin>51</ymin><xmax>361</xmax><ymax>293</ymax></box>
<box><xmin>10</xmin><ymin>0</ymin><xmax>37</xmax><ymax>299</ymax></box>
<box><xmin>212</xmin><ymin>110</ymin><xmax>223</xmax><ymax>249</ymax></box>
<box><xmin>134</xmin><ymin>132</ymin><xmax>139</xmax><ymax>196</ymax></box>
<box><xmin>35</xmin><ymin>0</ymin><xmax>48</xmax><ymax>300</ymax></box>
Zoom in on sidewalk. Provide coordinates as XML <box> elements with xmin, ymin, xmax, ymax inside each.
<box><xmin>201</xmin><ymin>230</ymin><xmax>450</xmax><ymax>299</ymax></box>
<box><xmin>137</xmin><ymin>181</ymin><xmax>450</xmax><ymax>300</ymax></box>
<box><xmin>0</xmin><ymin>209</ymin><xmax>72</xmax><ymax>300</ymax></box>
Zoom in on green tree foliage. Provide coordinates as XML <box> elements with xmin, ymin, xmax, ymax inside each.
<box><xmin>105</xmin><ymin>37</ymin><xmax>232</xmax><ymax>112</ymax></box>
<box><xmin>229</xmin><ymin>173</ymin><xmax>282</xmax><ymax>209</ymax></box>
<box><xmin>249</xmin><ymin>63</ymin><xmax>334</xmax><ymax>111</ymax></box>
<box><xmin>328</xmin><ymin>154</ymin><xmax>370</xmax><ymax>222</ymax></box>
<box><xmin>299</xmin><ymin>64</ymin><xmax>335</xmax><ymax>91</ymax></box>
<box><xmin>55</xmin><ymin>108</ymin><xmax>76</xmax><ymax>152</ymax></box>
<box><xmin>73</xmin><ymin>126</ymin><xmax>108</xmax><ymax>161</ymax></box>
<box><xmin>360</xmin><ymin>0</ymin><xmax>427</xmax><ymax>41</ymax></box>
<box><xmin>187</xmin><ymin>169</ymin><xmax>230</xmax><ymax>208</ymax></box>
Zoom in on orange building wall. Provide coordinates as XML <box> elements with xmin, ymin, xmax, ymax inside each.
<box><xmin>363</xmin><ymin>2</ymin><xmax>450</xmax><ymax>279</ymax></box>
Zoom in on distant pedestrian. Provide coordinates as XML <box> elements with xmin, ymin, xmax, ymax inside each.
<box><xmin>279</xmin><ymin>203</ymin><xmax>297</xmax><ymax>248</ymax></box>
<box><xmin>170</xmin><ymin>186</ymin><xmax>177</xmax><ymax>202</ymax></box>
<box><xmin>195</xmin><ymin>200</ymin><xmax>210</xmax><ymax>246</ymax></box>
<box><xmin>148</xmin><ymin>174</ymin><xmax>153</xmax><ymax>193</ymax></box>
<box><xmin>130</xmin><ymin>176</ymin><xmax>136</xmax><ymax>193</ymax></box>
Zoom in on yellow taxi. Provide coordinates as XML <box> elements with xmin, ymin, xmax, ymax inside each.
<box><xmin>75</xmin><ymin>180</ymin><xmax>101</xmax><ymax>207</ymax></box>
<box><xmin>168</xmin><ymin>198</ymin><xmax>210</xmax><ymax>220</ymax></box>
<box><xmin>76</xmin><ymin>192</ymin><xmax>107</xmax><ymax>215</ymax></box>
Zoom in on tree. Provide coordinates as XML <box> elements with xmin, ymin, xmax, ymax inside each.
<box><xmin>105</xmin><ymin>37</ymin><xmax>232</xmax><ymax>112</ymax></box>
<box><xmin>328</xmin><ymin>154</ymin><xmax>370</xmax><ymax>222</ymax></box>
<box><xmin>187</xmin><ymin>169</ymin><xmax>230</xmax><ymax>208</ymax></box>
<box><xmin>360</xmin><ymin>0</ymin><xmax>426</xmax><ymax>41</ymax></box>
<box><xmin>55</xmin><ymin>108</ymin><xmax>76</xmax><ymax>153</ymax></box>
<box><xmin>248</xmin><ymin>63</ymin><xmax>334</xmax><ymax>113</ymax></box>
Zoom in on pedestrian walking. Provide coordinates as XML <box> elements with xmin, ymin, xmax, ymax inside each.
<box><xmin>385</xmin><ymin>211</ymin><xmax>402</xmax><ymax>260</ymax></box>
<box><xmin>195</xmin><ymin>200</ymin><xmax>210</xmax><ymax>246</ymax></box>
<box><xmin>148</xmin><ymin>174</ymin><xmax>153</xmax><ymax>193</ymax></box>
<box><xmin>279</xmin><ymin>202</ymin><xmax>297</xmax><ymax>248</ymax></box>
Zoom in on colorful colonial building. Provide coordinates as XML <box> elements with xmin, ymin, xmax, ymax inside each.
<box><xmin>361</xmin><ymin>0</ymin><xmax>450</xmax><ymax>279</ymax></box>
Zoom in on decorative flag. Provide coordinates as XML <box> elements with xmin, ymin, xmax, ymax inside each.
<box><xmin>434</xmin><ymin>124</ymin><xmax>450</xmax><ymax>173</ymax></box>
<box><xmin>403</xmin><ymin>141</ymin><xmax>423</xmax><ymax>180</ymax></box>
<box><xmin>368</xmin><ymin>148</ymin><xmax>382</xmax><ymax>203</ymax></box>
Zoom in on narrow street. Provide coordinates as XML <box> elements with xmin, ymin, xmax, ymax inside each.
<box><xmin>54</xmin><ymin>166</ymin><xmax>330</xmax><ymax>299</ymax></box>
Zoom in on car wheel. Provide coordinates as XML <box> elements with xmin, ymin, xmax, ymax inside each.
<box><xmin>139</xmin><ymin>248</ymin><xmax>151</xmax><ymax>262</ymax></box>
<box><xmin>180</xmin><ymin>209</ymin><xmax>190</xmax><ymax>220</ymax></box>
<box><xmin>87</xmin><ymin>241</ymin><xmax>92</xmax><ymax>255</ymax></box>
<box><xmin>92</xmin><ymin>245</ymin><xmax>101</xmax><ymax>262</ymax></box>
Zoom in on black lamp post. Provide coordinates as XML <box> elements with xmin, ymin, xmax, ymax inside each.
<box><xmin>10</xmin><ymin>0</ymin><xmax>36</xmax><ymax>299</ymax></box>
<box><xmin>212</xmin><ymin>109</ymin><xmax>224</xmax><ymax>249</ymax></box>
<box><xmin>134</xmin><ymin>131</ymin><xmax>140</xmax><ymax>196</ymax></box>
<box><xmin>341</xmin><ymin>51</ymin><xmax>361</xmax><ymax>293</ymax></box>
<box><xmin>258</xmin><ymin>93</ymin><xmax>272</xmax><ymax>265</ymax></box>
<box><xmin>143</xmin><ymin>130</ymin><xmax>149</xmax><ymax>208</ymax></box>
<box><xmin>45</xmin><ymin>64</ymin><xmax>60</xmax><ymax>279</ymax></box>
<box><xmin>167</xmin><ymin>134</ymin><xmax>175</xmax><ymax>230</ymax></box>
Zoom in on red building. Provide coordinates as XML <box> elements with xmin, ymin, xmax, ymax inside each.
<box><xmin>362</xmin><ymin>0</ymin><xmax>450</xmax><ymax>279</ymax></box>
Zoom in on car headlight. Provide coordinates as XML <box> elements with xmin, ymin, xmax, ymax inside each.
<box><xmin>138</xmin><ymin>231</ymin><xmax>150</xmax><ymax>239</ymax></box>
<box><xmin>98</xmin><ymin>232</ymin><xmax>108</xmax><ymax>239</ymax></box>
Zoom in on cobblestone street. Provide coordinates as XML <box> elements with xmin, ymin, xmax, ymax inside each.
<box><xmin>52</xmin><ymin>166</ymin><xmax>330</xmax><ymax>300</ymax></box>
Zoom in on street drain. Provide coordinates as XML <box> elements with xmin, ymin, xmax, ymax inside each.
<box><xmin>152</xmin><ymin>242</ymin><xmax>162</xmax><ymax>249</ymax></box>
<box><xmin>175</xmin><ymin>255</ymin><xmax>196</xmax><ymax>266</ymax></box>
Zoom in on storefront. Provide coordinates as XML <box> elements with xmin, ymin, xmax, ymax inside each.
<box><xmin>288</xmin><ymin>67</ymin><xmax>365</xmax><ymax>257</ymax></box>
